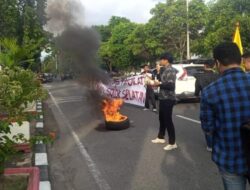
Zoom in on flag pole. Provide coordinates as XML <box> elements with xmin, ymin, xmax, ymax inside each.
<box><xmin>186</xmin><ymin>0</ymin><xmax>190</xmax><ymax>60</ymax></box>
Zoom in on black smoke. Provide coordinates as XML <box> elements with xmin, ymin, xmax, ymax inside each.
<box><xmin>46</xmin><ymin>0</ymin><xmax>109</xmax><ymax>116</ymax></box>
<box><xmin>46</xmin><ymin>0</ymin><xmax>109</xmax><ymax>85</ymax></box>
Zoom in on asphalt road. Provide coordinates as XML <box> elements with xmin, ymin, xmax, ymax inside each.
<box><xmin>44</xmin><ymin>80</ymin><xmax>225</xmax><ymax>190</ymax></box>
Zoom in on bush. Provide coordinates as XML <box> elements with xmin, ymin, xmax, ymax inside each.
<box><xmin>0</xmin><ymin>66</ymin><xmax>47</xmax><ymax>173</ymax></box>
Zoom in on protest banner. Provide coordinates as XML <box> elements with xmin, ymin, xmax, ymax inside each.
<box><xmin>98</xmin><ymin>75</ymin><xmax>146</xmax><ymax>107</ymax></box>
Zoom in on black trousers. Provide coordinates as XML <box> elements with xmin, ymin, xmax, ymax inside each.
<box><xmin>158</xmin><ymin>99</ymin><xmax>176</xmax><ymax>144</ymax></box>
<box><xmin>145</xmin><ymin>87</ymin><xmax>156</xmax><ymax>109</ymax></box>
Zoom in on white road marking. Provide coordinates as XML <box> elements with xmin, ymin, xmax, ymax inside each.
<box><xmin>176</xmin><ymin>115</ymin><xmax>201</xmax><ymax>124</ymax></box>
<box><xmin>54</xmin><ymin>96</ymin><xmax>86</xmax><ymax>104</ymax></box>
<box><xmin>49</xmin><ymin>92</ymin><xmax>111</xmax><ymax>190</ymax></box>
<box><xmin>47</xmin><ymin>96</ymin><xmax>87</xmax><ymax>104</ymax></box>
<box><xmin>55</xmin><ymin>96</ymin><xmax>84</xmax><ymax>100</ymax></box>
<box><xmin>56</xmin><ymin>99</ymin><xmax>84</xmax><ymax>104</ymax></box>
<box><xmin>43</xmin><ymin>84</ymin><xmax>52</xmax><ymax>89</ymax></box>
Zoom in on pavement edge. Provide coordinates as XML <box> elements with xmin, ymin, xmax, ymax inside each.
<box><xmin>35</xmin><ymin>101</ymin><xmax>52</xmax><ymax>190</ymax></box>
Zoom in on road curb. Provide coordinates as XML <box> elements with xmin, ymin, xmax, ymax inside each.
<box><xmin>35</xmin><ymin>101</ymin><xmax>52</xmax><ymax>190</ymax></box>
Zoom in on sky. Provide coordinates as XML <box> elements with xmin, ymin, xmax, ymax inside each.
<box><xmin>80</xmin><ymin>0</ymin><xmax>166</xmax><ymax>26</ymax></box>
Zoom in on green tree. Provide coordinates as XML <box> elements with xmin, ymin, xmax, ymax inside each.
<box><xmin>94</xmin><ymin>25</ymin><xmax>111</xmax><ymax>42</ymax></box>
<box><xmin>108</xmin><ymin>16</ymin><xmax>131</xmax><ymax>29</ymax></box>
<box><xmin>188</xmin><ymin>0</ymin><xmax>209</xmax><ymax>56</ymax></box>
<box><xmin>0</xmin><ymin>38</ymin><xmax>48</xmax><ymax>174</ymax></box>
<box><xmin>36</xmin><ymin>0</ymin><xmax>47</xmax><ymax>26</ymax></box>
<box><xmin>125</xmin><ymin>24</ymin><xmax>155</xmax><ymax>62</ymax></box>
<box><xmin>22</xmin><ymin>0</ymin><xmax>47</xmax><ymax>70</ymax></box>
<box><xmin>99</xmin><ymin>17</ymin><xmax>136</xmax><ymax>72</ymax></box>
<box><xmin>148</xmin><ymin>0</ymin><xmax>208</xmax><ymax>60</ymax></box>
<box><xmin>202</xmin><ymin>0</ymin><xmax>250</xmax><ymax>56</ymax></box>
<box><xmin>0</xmin><ymin>0</ymin><xmax>48</xmax><ymax>71</ymax></box>
<box><xmin>97</xmin><ymin>0</ymin><xmax>250</xmax><ymax>67</ymax></box>
<box><xmin>94</xmin><ymin>16</ymin><xmax>130</xmax><ymax>43</ymax></box>
<box><xmin>0</xmin><ymin>0</ymin><xmax>19</xmax><ymax>39</ymax></box>
<box><xmin>0</xmin><ymin>39</ymin><xmax>34</xmax><ymax>68</ymax></box>
<box><xmin>109</xmin><ymin>22</ymin><xmax>136</xmax><ymax>69</ymax></box>
<box><xmin>41</xmin><ymin>55</ymin><xmax>56</xmax><ymax>73</ymax></box>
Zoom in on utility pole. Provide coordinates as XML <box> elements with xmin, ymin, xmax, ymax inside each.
<box><xmin>186</xmin><ymin>0</ymin><xmax>190</xmax><ymax>60</ymax></box>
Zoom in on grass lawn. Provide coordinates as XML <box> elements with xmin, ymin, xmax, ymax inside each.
<box><xmin>0</xmin><ymin>174</ymin><xmax>29</xmax><ymax>190</ymax></box>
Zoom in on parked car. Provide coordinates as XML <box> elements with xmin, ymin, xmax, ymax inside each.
<box><xmin>38</xmin><ymin>73</ymin><xmax>54</xmax><ymax>83</ymax></box>
<box><xmin>173</xmin><ymin>63</ymin><xmax>205</xmax><ymax>96</ymax></box>
<box><xmin>61</xmin><ymin>73</ymin><xmax>73</xmax><ymax>81</ymax></box>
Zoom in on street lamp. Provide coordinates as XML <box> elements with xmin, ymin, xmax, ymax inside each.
<box><xmin>186</xmin><ymin>0</ymin><xmax>190</xmax><ymax>60</ymax></box>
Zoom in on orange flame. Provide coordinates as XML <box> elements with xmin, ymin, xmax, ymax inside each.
<box><xmin>102</xmin><ymin>99</ymin><xmax>127</xmax><ymax>122</ymax></box>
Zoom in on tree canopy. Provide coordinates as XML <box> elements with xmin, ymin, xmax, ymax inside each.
<box><xmin>0</xmin><ymin>0</ymin><xmax>48</xmax><ymax>71</ymax></box>
<box><xmin>96</xmin><ymin>0</ymin><xmax>250</xmax><ymax>71</ymax></box>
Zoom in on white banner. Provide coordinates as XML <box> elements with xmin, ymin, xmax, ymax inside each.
<box><xmin>98</xmin><ymin>75</ymin><xmax>146</xmax><ymax>107</ymax></box>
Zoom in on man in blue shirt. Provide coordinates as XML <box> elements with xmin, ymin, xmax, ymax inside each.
<box><xmin>200</xmin><ymin>42</ymin><xmax>249</xmax><ymax>190</ymax></box>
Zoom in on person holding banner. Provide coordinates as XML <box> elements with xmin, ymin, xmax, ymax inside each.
<box><xmin>151</xmin><ymin>53</ymin><xmax>178</xmax><ymax>151</ymax></box>
<box><xmin>141</xmin><ymin>64</ymin><xmax>157</xmax><ymax>112</ymax></box>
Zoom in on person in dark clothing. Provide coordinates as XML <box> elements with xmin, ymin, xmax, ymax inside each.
<box><xmin>141</xmin><ymin>64</ymin><xmax>157</xmax><ymax>112</ymax></box>
<box><xmin>152</xmin><ymin>62</ymin><xmax>162</xmax><ymax>81</ymax></box>
<box><xmin>151</xmin><ymin>62</ymin><xmax>162</xmax><ymax>99</ymax></box>
<box><xmin>194</xmin><ymin>60</ymin><xmax>219</xmax><ymax>97</ymax></box>
<box><xmin>195</xmin><ymin>60</ymin><xmax>219</xmax><ymax>151</ymax></box>
<box><xmin>151</xmin><ymin>53</ymin><xmax>178</xmax><ymax>151</ymax></box>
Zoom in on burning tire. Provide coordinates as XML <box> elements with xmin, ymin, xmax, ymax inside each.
<box><xmin>102</xmin><ymin>98</ymin><xmax>130</xmax><ymax>130</ymax></box>
<box><xmin>105</xmin><ymin>117</ymin><xmax>130</xmax><ymax>130</ymax></box>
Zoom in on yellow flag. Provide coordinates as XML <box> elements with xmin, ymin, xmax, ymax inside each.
<box><xmin>233</xmin><ymin>22</ymin><xmax>243</xmax><ymax>55</ymax></box>
<box><xmin>233</xmin><ymin>22</ymin><xmax>244</xmax><ymax>70</ymax></box>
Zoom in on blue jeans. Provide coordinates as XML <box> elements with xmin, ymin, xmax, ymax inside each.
<box><xmin>220</xmin><ymin>169</ymin><xmax>247</xmax><ymax>190</ymax></box>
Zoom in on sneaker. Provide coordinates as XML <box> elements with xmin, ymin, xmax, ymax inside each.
<box><xmin>206</xmin><ymin>147</ymin><xmax>212</xmax><ymax>152</ymax></box>
<box><xmin>163</xmin><ymin>143</ymin><xmax>178</xmax><ymax>151</ymax></box>
<box><xmin>153</xmin><ymin>108</ymin><xmax>157</xmax><ymax>112</ymax></box>
<box><xmin>151</xmin><ymin>138</ymin><xmax>166</xmax><ymax>144</ymax></box>
<box><xmin>143</xmin><ymin>108</ymin><xmax>149</xmax><ymax>111</ymax></box>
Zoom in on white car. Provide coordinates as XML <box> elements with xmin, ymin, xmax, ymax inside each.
<box><xmin>152</xmin><ymin>63</ymin><xmax>205</xmax><ymax>100</ymax></box>
<box><xmin>173</xmin><ymin>63</ymin><xmax>204</xmax><ymax>96</ymax></box>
